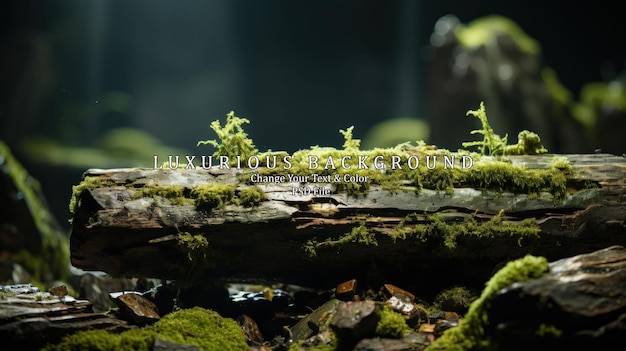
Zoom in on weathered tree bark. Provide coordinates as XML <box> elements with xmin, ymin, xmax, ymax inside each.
<box><xmin>69</xmin><ymin>153</ymin><xmax>626</xmax><ymax>291</ymax></box>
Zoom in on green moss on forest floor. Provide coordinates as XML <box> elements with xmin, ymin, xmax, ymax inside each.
<box><xmin>40</xmin><ymin>306</ymin><xmax>249</xmax><ymax>351</ymax></box>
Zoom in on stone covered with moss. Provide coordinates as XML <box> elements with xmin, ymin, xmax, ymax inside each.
<box><xmin>0</xmin><ymin>140</ymin><xmax>70</xmax><ymax>284</ymax></box>
<box><xmin>454</xmin><ymin>15</ymin><xmax>540</xmax><ymax>54</ymax></box>
<box><xmin>424</xmin><ymin>254</ymin><xmax>549</xmax><ymax>351</ymax></box>
<box><xmin>41</xmin><ymin>306</ymin><xmax>248</xmax><ymax>351</ymax></box>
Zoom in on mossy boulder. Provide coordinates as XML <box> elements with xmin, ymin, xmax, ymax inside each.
<box><xmin>41</xmin><ymin>307</ymin><xmax>248</xmax><ymax>351</ymax></box>
<box><xmin>0</xmin><ymin>140</ymin><xmax>70</xmax><ymax>285</ymax></box>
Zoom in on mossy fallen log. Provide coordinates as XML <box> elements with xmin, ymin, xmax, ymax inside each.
<box><xmin>68</xmin><ymin>153</ymin><xmax>626</xmax><ymax>291</ymax></box>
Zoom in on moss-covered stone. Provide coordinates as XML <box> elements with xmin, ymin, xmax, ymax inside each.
<box><xmin>288</xmin><ymin>303</ymin><xmax>410</xmax><ymax>351</ymax></box>
<box><xmin>542</xmin><ymin>68</ymin><xmax>573</xmax><ymax>120</ymax></box>
<box><xmin>425</xmin><ymin>254</ymin><xmax>549</xmax><ymax>351</ymax></box>
<box><xmin>0</xmin><ymin>140</ymin><xmax>70</xmax><ymax>284</ymax></box>
<box><xmin>41</xmin><ymin>306</ymin><xmax>248</xmax><ymax>351</ymax></box>
<box><xmin>571</xmin><ymin>80</ymin><xmax>626</xmax><ymax>138</ymax></box>
<box><xmin>454</xmin><ymin>15</ymin><xmax>541</xmax><ymax>55</ymax></box>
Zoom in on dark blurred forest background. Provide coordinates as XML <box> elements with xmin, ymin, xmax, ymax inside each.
<box><xmin>1</xmin><ymin>0</ymin><xmax>625</xmax><ymax>229</ymax></box>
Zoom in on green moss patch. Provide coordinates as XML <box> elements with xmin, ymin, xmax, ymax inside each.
<box><xmin>303</xmin><ymin>220</ymin><xmax>377</xmax><ymax>258</ymax></box>
<box><xmin>133</xmin><ymin>184</ymin><xmax>194</xmax><ymax>206</ymax></box>
<box><xmin>41</xmin><ymin>307</ymin><xmax>248</xmax><ymax>351</ymax></box>
<box><xmin>197</xmin><ymin>110</ymin><xmax>258</xmax><ymax>163</ymax></box>
<box><xmin>456</xmin><ymin>158</ymin><xmax>571</xmax><ymax>201</ymax></box>
<box><xmin>0</xmin><ymin>140</ymin><xmax>70</xmax><ymax>283</ymax></box>
<box><xmin>189</xmin><ymin>183</ymin><xmax>236</xmax><ymax>208</ymax></box>
<box><xmin>376</xmin><ymin>304</ymin><xmax>412</xmax><ymax>338</ymax></box>
<box><xmin>71</xmin><ymin>177</ymin><xmax>266</xmax><ymax>214</ymax></box>
<box><xmin>218</xmin><ymin>106</ymin><xmax>575</xmax><ymax>201</ymax></box>
<box><xmin>71</xmin><ymin>105</ymin><xmax>588</xmax><ymax>217</ymax></box>
<box><xmin>69</xmin><ymin>175</ymin><xmax>112</xmax><ymax>214</ymax></box>
<box><xmin>394</xmin><ymin>209</ymin><xmax>540</xmax><ymax>251</ymax></box>
<box><xmin>433</xmin><ymin>287</ymin><xmax>477</xmax><ymax>314</ymax></box>
<box><xmin>303</xmin><ymin>209</ymin><xmax>541</xmax><ymax>258</ymax></box>
<box><xmin>425</xmin><ymin>254</ymin><xmax>549</xmax><ymax>351</ymax></box>
<box><xmin>454</xmin><ymin>15</ymin><xmax>541</xmax><ymax>55</ymax></box>
<box><xmin>173</xmin><ymin>231</ymin><xmax>215</xmax><ymax>286</ymax></box>
<box><xmin>462</xmin><ymin>102</ymin><xmax>547</xmax><ymax>156</ymax></box>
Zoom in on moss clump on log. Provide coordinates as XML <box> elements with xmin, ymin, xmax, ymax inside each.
<box><xmin>238</xmin><ymin>105</ymin><xmax>571</xmax><ymax>199</ymax></box>
<box><xmin>71</xmin><ymin>180</ymin><xmax>266</xmax><ymax>215</ymax></box>
<box><xmin>134</xmin><ymin>184</ymin><xmax>194</xmax><ymax>206</ymax></box>
<box><xmin>433</xmin><ymin>286</ymin><xmax>477</xmax><ymax>313</ymax></box>
<box><xmin>303</xmin><ymin>220</ymin><xmax>377</xmax><ymax>258</ymax></box>
<box><xmin>456</xmin><ymin>157</ymin><xmax>572</xmax><ymax>201</ymax></box>
<box><xmin>235</xmin><ymin>185</ymin><xmax>267</xmax><ymax>207</ymax></box>
<box><xmin>462</xmin><ymin>102</ymin><xmax>547</xmax><ymax>156</ymax></box>
<box><xmin>189</xmin><ymin>184</ymin><xmax>236</xmax><ymax>208</ymax></box>
<box><xmin>390</xmin><ymin>209</ymin><xmax>540</xmax><ymax>251</ymax></box>
<box><xmin>69</xmin><ymin>175</ymin><xmax>110</xmax><ymax>214</ymax></box>
<box><xmin>302</xmin><ymin>209</ymin><xmax>541</xmax><ymax>259</ymax></box>
<box><xmin>196</xmin><ymin>110</ymin><xmax>258</xmax><ymax>163</ymax></box>
<box><xmin>176</xmin><ymin>232</ymin><xmax>210</xmax><ymax>264</ymax></box>
<box><xmin>173</xmin><ymin>231</ymin><xmax>214</xmax><ymax>288</ymax></box>
<box><xmin>69</xmin><ymin>104</ymin><xmax>584</xmax><ymax>215</ymax></box>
